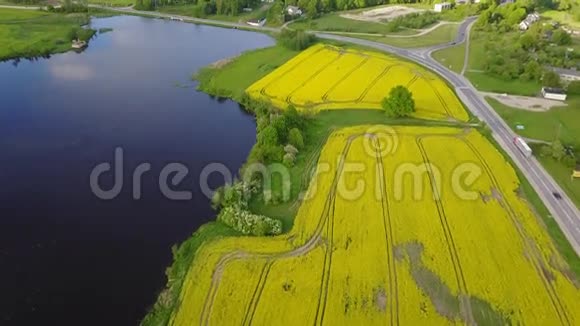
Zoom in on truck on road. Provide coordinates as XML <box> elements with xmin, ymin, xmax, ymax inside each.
<box><xmin>514</xmin><ymin>137</ymin><xmax>532</xmax><ymax>158</ymax></box>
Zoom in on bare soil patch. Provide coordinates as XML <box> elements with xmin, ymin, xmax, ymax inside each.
<box><xmin>341</xmin><ymin>5</ymin><xmax>425</xmax><ymax>23</ymax></box>
<box><xmin>481</xmin><ymin>92</ymin><xmax>566</xmax><ymax>111</ymax></box>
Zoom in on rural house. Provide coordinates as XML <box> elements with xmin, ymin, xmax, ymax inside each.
<box><xmin>286</xmin><ymin>6</ymin><xmax>303</xmax><ymax>16</ymax></box>
<box><xmin>434</xmin><ymin>2</ymin><xmax>452</xmax><ymax>12</ymax></box>
<box><xmin>552</xmin><ymin>67</ymin><xmax>580</xmax><ymax>83</ymax></box>
<box><xmin>541</xmin><ymin>87</ymin><xmax>567</xmax><ymax>101</ymax></box>
<box><xmin>519</xmin><ymin>12</ymin><xmax>540</xmax><ymax>31</ymax></box>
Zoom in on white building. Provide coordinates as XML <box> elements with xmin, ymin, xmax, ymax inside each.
<box><xmin>434</xmin><ymin>2</ymin><xmax>452</xmax><ymax>12</ymax></box>
<box><xmin>553</xmin><ymin>67</ymin><xmax>580</xmax><ymax>82</ymax></box>
<box><xmin>519</xmin><ymin>12</ymin><xmax>540</xmax><ymax>30</ymax></box>
<box><xmin>541</xmin><ymin>87</ymin><xmax>567</xmax><ymax>101</ymax></box>
<box><xmin>286</xmin><ymin>6</ymin><xmax>303</xmax><ymax>16</ymax></box>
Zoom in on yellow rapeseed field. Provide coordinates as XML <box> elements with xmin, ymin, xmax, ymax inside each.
<box><xmin>246</xmin><ymin>44</ymin><xmax>469</xmax><ymax>122</ymax></box>
<box><xmin>171</xmin><ymin>126</ymin><xmax>579</xmax><ymax>326</ymax></box>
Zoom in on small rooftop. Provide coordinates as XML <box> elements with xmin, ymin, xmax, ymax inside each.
<box><xmin>552</xmin><ymin>67</ymin><xmax>580</xmax><ymax>77</ymax></box>
<box><xmin>542</xmin><ymin>87</ymin><xmax>566</xmax><ymax>94</ymax></box>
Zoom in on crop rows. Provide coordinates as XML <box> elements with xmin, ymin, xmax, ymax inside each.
<box><xmin>171</xmin><ymin>126</ymin><xmax>579</xmax><ymax>326</ymax></box>
<box><xmin>246</xmin><ymin>44</ymin><xmax>468</xmax><ymax>122</ymax></box>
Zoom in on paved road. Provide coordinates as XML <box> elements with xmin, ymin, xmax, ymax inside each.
<box><xmin>317</xmin><ymin>23</ymin><xmax>580</xmax><ymax>255</ymax></box>
<box><xmin>5</xmin><ymin>5</ymin><xmax>579</xmax><ymax>254</ymax></box>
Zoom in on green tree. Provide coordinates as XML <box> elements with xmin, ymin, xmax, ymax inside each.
<box><xmin>271</xmin><ymin>116</ymin><xmax>288</xmax><ymax>143</ymax></box>
<box><xmin>543</xmin><ymin>70</ymin><xmax>561</xmax><ymax>87</ymax></box>
<box><xmin>381</xmin><ymin>85</ymin><xmax>415</xmax><ymax>118</ymax></box>
<box><xmin>523</xmin><ymin>60</ymin><xmax>543</xmax><ymax>81</ymax></box>
<box><xmin>519</xmin><ymin>33</ymin><xmax>537</xmax><ymax>50</ymax></box>
<box><xmin>288</xmin><ymin>128</ymin><xmax>304</xmax><ymax>149</ymax></box>
<box><xmin>552</xmin><ymin>29</ymin><xmax>572</xmax><ymax>45</ymax></box>
<box><xmin>567</xmin><ymin>81</ymin><xmax>580</xmax><ymax>95</ymax></box>
<box><xmin>551</xmin><ymin>140</ymin><xmax>565</xmax><ymax>161</ymax></box>
<box><xmin>258</xmin><ymin>126</ymin><xmax>279</xmax><ymax>147</ymax></box>
<box><xmin>283</xmin><ymin>105</ymin><xmax>304</xmax><ymax>129</ymax></box>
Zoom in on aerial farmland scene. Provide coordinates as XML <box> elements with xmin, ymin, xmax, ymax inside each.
<box><xmin>1</xmin><ymin>0</ymin><xmax>579</xmax><ymax>325</ymax></box>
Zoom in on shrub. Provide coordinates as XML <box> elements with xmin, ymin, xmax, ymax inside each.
<box><xmin>288</xmin><ymin>128</ymin><xmax>304</xmax><ymax>149</ymax></box>
<box><xmin>567</xmin><ymin>81</ymin><xmax>580</xmax><ymax>95</ymax></box>
<box><xmin>217</xmin><ymin>205</ymin><xmax>282</xmax><ymax>236</ymax></box>
<box><xmin>278</xmin><ymin>29</ymin><xmax>317</xmax><ymax>51</ymax></box>
<box><xmin>284</xmin><ymin>144</ymin><xmax>299</xmax><ymax>155</ymax></box>
<box><xmin>283</xmin><ymin>152</ymin><xmax>296</xmax><ymax>167</ymax></box>
<box><xmin>258</xmin><ymin>126</ymin><xmax>279</xmax><ymax>147</ymax></box>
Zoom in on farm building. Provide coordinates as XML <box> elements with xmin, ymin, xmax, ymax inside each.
<box><xmin>541</xmin><ymin>87</ymin><xmax>567</xmax><ymax>101</ymax></box>
<box><xmin>519</xmin><ymin>12</ymin><xmax>540</xmax><ymax>30</ymax></box>
<box><xmin>552</xmin><ymin>67</ymin><xmax>580</xmax><ymax>82</ymax></box>
<box><xmin>286</xmin><ymin>6</ymin><xmax>303</xmax><ymax>16</ymax></box>
<box><xmin>434</xmin><ymin>2</ymin><xmax>452</xmax><ymax>12</ymax></box>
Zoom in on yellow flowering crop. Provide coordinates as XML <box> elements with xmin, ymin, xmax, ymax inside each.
<box><xmin>246</xmin><ymin>44</ymin><xmax>469</xmax><ymax>122</ymax></box>
<box><xmin>170</xmin><ymin>126</ymin><xmax>579</xmax><ymax>326</ymax></box>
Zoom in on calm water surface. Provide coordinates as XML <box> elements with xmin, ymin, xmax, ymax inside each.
<box><xmin>0</xmin><ymin>15</ymin><xmax>273</xmax><ymax>325</ymax></box>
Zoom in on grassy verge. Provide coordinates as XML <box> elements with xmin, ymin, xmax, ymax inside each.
<box><xmin>194</xmin><ymin>45</ymin><xmax>299</xmax><ymax>99</ymax></box>
<box><xmin>541</xmin><ymin>9</ymin><xmax>580</xmax><ymax>29</ymax></box>
<box><xmin>466</xmin><ymin>71</ymin><xmax>541</xmax><ymax>96</ymax></box>
<box><xmin>353</xmin><ymin>23</ymin><xmax>459</xmax><ymax>48</ymax></box>
<box><xmin>486</xmin><ymin>97</ymin><xmax>579</xmax><ymax>146</ymax></box>
<box><xmin>141</xmin><ymin>222</ymin><xmax>240</xmax><ymax>326</ymax></box>
<box><xmin>88</xmin><ymin>0</ymin><xmax>134</xmax><ymax>6</ymax></box>
<box><xmin>0</xmin><ymin>9</ymin><xmax>95</xmax><ymax>61</ymax></box>
<box><xmin>288</xmin><ymin>13</ymin><xmax>409</xmax><ymax>35</ymax></box>
<box><xmin>432</xmin><ymin>42</ymin><xmax>465</xmax><ymax>74</ymax></box>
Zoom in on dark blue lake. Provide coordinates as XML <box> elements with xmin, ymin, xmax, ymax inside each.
<box><xmin>0</xmin><ymin>15</ymin><xmax>273</xmax><ymax>325</ymax></box>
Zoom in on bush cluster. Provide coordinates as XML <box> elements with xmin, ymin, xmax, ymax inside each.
<box><xmin>277</xmin><ymin>29</ymin><xmax>317</xmax><ymax>51</ymax></box>
<box><xmin>218</xmin><ymin>205</ymin><xmax>282</xmax><ymax>236</ymax></box>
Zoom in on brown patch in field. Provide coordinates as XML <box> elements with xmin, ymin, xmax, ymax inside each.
<box><xmin>374</xmin><ymin>287</ymin><xmax>387</xmax><ymax>312</ymax></box>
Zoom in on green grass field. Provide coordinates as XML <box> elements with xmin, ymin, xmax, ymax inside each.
<box><xmin>486</xmin><ymin>96</ymin><xmax>579</xmax><ymax>146</ymax></box>
<box><xmin>542</xmin><ymin>9</ymin><xmax>580</xmax><ymax>29</ymax></box>
<box><xmin>354</xmin><ymin>23</ymin><xmax>459</xmax><ymax>48</ymax></box>
<box><xmin>288</xmin><ymin>14</ymin><xmax>410</xmax><ymax>35</ymax></box>
<box><xmin>0</xmin><ymin>9</ymin><xmax>94</xmax><ymax>61</ymax></box>
<box><xmin>466</xmin><ymin>71</ymin><xmax>542</xmax><ymax>96</ymax></box>
<box><xmin>432</xmin><ymin>42</ymin><xmax>465</xmax><ymax>74</ymax></box>
<box><xmin>194</xmin><ymin>45</ymin><xmax>299</xmax><ymax>99</ymax></box>
<box><xmin>88</xmin><ymin>0</ymin><xmax>135</xmax><ymax>7</ymax></box>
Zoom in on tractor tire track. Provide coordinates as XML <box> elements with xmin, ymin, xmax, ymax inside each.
<box><xmin>242</xmin><ymin>260</ymin><xmax>274</xmax><ymax>326</ymax></box>
<box><xmin>321</xmin><ymin>56</ymin><xmax>369</xmax><ymax>102</ymax></box>
<box><xmin>416</xmin><ymin>136</ymin><xmax>475</xmax><ymax>325</ymax></box>
<box><xmin>373</xmin><ymin>136</ymin><xmax>399</xmax><ymax>326</ymax></box>
<box><xmin>198</xmin><ymin>134</ymin><xmax>363</xmax><ymax>326</ymax></box>
<box><xmin>286</xmin><ymin>54</ymin><xmax>344</xmax><ymax>106</ymax></box>
<box><xmin>460</xmin><ymin>137</ymin><xmax>570</xmax><ymax>326</ymax></box>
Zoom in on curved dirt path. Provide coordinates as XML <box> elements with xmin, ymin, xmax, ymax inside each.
<box><xmin>196</xmin><ymin>134</ymin><xmax>362</xmax><ymax>326</ymax></box>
